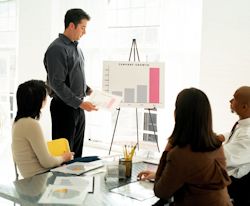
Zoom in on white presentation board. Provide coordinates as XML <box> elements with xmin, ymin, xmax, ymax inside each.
<box><xmin>103</xmin><ymin>61</ymin><xmax>165</xmax><ymax>108</ymax></box>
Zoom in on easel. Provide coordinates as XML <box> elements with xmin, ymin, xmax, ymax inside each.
<box><xmin>108</xmin><ymin>39</ymin><xmax>160</xmax><ymax>154</ymax></box>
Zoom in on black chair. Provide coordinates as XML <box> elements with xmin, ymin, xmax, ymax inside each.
<box><xmin>228</xmin><ymin>171</ymin><xmax>250</xmax><ymax>206</ymax></box>
<box><xmin>152</xmin><ymin>197</ymin><xmax>175</xmax><ymax>206</ymax></box>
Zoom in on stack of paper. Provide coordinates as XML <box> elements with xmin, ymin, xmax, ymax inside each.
<box><xmin>50</xmin><ymin>160</ymin><xmax>104</xmax><ymax>175</ymax></box>
<box><xmin>54</xmin><ymin>176</ymin><xmax>94</xmax><ymax>193</ymax></box>
<box><xmin>39</xmin><ymin>185</ymin><xmax>88</xmax><ymax>204</ymax></box>
<box><xmin>39</xmin><ymin>176</ymin><xmax>92</xmax><ymax>205</ymax></box>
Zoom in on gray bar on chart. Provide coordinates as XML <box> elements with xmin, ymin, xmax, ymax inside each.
<box><xmin>124</xmin><ymin>88</ymin><xmax>135</xmax><ymax>103</ymax></box>
<box><xmin>137</xmin><ymin>85</ymin><xmax>147</xmax><ymax>103</ymax></box>
<box><xmin>112</xmin><ymin>91</ymin><xmax>123</xmax><ymax>97</ymax></box>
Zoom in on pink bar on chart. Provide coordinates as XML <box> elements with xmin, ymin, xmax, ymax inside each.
<box><xmin>149</xmin><ymin>68</ymin><xmax>160</xmax><ymax>103</ymax></box>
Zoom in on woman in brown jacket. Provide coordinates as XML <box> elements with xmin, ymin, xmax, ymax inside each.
<box><xmin>140</xmin><ymin>88</ymin><xmax>232</xmax><ymax>206</ymax></box>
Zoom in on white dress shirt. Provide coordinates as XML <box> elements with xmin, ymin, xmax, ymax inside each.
<box><xmin>224</xmin><ymin>118</ymin><xmax>250</xmax><ymax>178</ymax></box>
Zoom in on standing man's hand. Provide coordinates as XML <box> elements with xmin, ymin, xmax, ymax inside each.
<box><xmin>86</xmin><ymin>87</ymin><xmax>93</xmax><ymax>96</ymax></box>
<box><xmin>79</xmin><ymin>101</ymin><xmax>98</xmax><ymax>111</ymax></box>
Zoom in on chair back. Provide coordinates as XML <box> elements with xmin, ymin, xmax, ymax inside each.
<box><xmin>47</xmin><ymin>138</ymin><xmax>70</xmax><ymax>156</ymax></box>
<box><xmin>14</xmin><ymin>161</ymin><xmax>19</xmax><ymax>180</ymax></box>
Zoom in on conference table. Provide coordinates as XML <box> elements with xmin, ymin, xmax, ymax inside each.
<box><xmin>0</xmin><ymin>161</ymin><xmax>160</xmax><ymax>206</ymax></box>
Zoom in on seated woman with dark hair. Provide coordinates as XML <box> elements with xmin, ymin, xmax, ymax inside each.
<box><xmin>138</xmin><ymin>88</ymin><xmax>232</xmax><ymax>206</ymax></box>
<box><xmin>12</xmin><ymin>80</ymin><xmax>74</xmax><ymax>178</ymax></box>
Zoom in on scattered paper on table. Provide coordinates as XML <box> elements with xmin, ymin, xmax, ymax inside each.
<box><xmin>88</xmin><ymin>90</ymin><xmax>122</xmax><ymax>111</ymax></box>
<box><xmin>51</xmin><ymin>161</ymin><xmax>103</xmax><ymax>175</ymax></box>
<box><xmin>38</xmin><ymin>184</ymin><xmax>88</xmax><ymax>205</ymax></box>
<box><xmin>111</xmin><ymin>181</ymin><xmax>155</xmax><ymax>201</ymax></box>
<box><xmin>54</xmin><ymin>176</ymin><xmax>93</xmax><ymax>193</ymax></box>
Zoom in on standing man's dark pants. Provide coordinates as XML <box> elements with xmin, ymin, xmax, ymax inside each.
<box><xmin>50</xmin><ymin>97</ymin><xmax>85</xmax><ymax>158</ymax></box>
<box><xmin>228</xmin><ymin>172</ymin><xmax>250</xmax><ymax>206</ymax></box>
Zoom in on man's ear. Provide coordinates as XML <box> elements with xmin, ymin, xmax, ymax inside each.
<box><xmin>68</xmin><ymin>22</ymin><xmax>75</xmax><ymax>30</ymax></box>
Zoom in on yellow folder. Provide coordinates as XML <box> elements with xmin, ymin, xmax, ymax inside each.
<box><xmin>47</xmin><ymin>138</ymin><xmax>70</xmax><ymax>156</ymax></box>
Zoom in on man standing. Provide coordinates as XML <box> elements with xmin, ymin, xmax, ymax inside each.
<box><xmin>223</xmin><ymin>86</ymin><xmax>250</xmax><ymax>206</ymax></box>
<box><xmin>44</xmin><ymin>8</ymin><xmax>97</xmax><ymax>158</ymax></box>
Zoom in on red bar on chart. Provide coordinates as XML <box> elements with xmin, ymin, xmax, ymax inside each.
<box><xmin>149</xmin><ymin>68</ymin><xmax>160</xmax><ymax>103</ymax></box>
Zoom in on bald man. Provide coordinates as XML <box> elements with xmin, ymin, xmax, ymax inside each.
<box><xmin>223</xmin><ymin>86</ymin><xmax>250</xmax><ymax>206</ymax></box>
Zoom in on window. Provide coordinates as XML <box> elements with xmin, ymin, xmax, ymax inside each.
<box><xmin>0</xmin><ymin>0</ymin><xmax>16</xmax><ymax>31</ymax></box>
<box><xmin>104</xmin><ymin>0</ymin><xmax>161</xmax><ymax>60</ymax></box>
<box><xmin>143</xmin><ymin>109</ymin><xmax>157</xmax><ymax>143</ymax></box>
<box><xmin>0</xmin><ymin>0</ymin><xmax>17</xmax><ymax>132</ymax></box>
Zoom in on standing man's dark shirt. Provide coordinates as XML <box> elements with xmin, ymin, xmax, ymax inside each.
<box><xmin>44</xmin><ymin>34</ymin><xmax>87</xmax><ymax>108</ymax></box>
<box><xmin>43</xmin><ymin>8</ymin><xmax>97</xmax><ymax>158</ymax></box>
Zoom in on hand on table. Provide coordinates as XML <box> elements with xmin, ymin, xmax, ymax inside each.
<box><xmin>137</xmin><ymin>170</ymin><xmax>156</xmax><ymax>181</ymax></box>
<box><xmin>62</xmin><ymin>152</ymin><xmax>75</xmax><ymax>162</ymax></box>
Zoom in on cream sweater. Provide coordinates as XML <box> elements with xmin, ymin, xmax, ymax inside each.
<box><xmin>12</xmin><ymin>117</ymin><xmax>63</xmax><ymax>178</ymax></box>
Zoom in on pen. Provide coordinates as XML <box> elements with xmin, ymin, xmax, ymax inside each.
<box><xmin>129</xmin><ymin>143</ymin><xmax>137</xmax><ymax>160</ymax></box>
<box><xmin>123</xmin><ymin>146</ymin><xmax>126</xmax><ymax>159</ymax></box>
<box><xmin>124</xmin><ymin>145</ymin><xmax>129</xmax><ymax>160</ymax></box>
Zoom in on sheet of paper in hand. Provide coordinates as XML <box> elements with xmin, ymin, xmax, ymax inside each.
<box><xmin>88</xmin><ymin>90</ymin><xmax>122</xmax><ymax>111</ymax></box>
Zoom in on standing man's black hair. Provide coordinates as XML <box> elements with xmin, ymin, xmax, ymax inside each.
<box><xmin>64</xmin><ymin>8</ymin><xmax>90</xmax><ymax>29</ymax></box>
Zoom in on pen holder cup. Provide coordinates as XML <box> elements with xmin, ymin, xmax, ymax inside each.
<box><xmin>119</xmin><ymin>158</ymin><xmax>132</xmax><ymax>179</ymax></box>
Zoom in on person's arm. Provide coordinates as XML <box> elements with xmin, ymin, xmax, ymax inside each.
<box><xmin>79</xmin><ymin>101</ymin><xmax>98</xmax><ymax>111</ymax></box>
<box><xmin>154</xmin><ymin>149</ymin><xmax>186</xmax><ymax>199</ymax></box>
<box><xmin>217</xmin><ymin>134</ymin><xmax>225</xmax><ymax>142</ymax></box>
<box><xmin>155</xmin><ymin>151</ymin><xmax>168</xmax><ymax>179</ymax></box>
<box><xmin>155</xmin><ymin>140</ymin><xmax>173</xmax><ymax>178</ymax></box>
<box><xmin>27</xmin><ymin>120</ymin><xmax>73</xmax><ymax>168</ymax></box>
<box><xmin>138</xmin><ymin>140</ymin><xmax>172</xmax><ymax>181</ymax></box>
<box><xmin>165</xmin><ymin>141</ymin><xmax>173</xmax><ymax>152</ymax></box>
<box><xmin>46</xmin><ymin>47</ymin><xmax>97</xmax><ymax>112</ymax></box>
<box><xmin>86</xmin><ymin>86</ymin><xmax>93</xmax><ymax>96</ymax></box>
<box><xmin>82</xmin><ymin>87</ymin><xmax>98</xmax><ymax>111</ymax></box>
<box><xmin>223</xmin><ymin>132</ymin><xmax>250</xmax><ymax>167</ymax></box>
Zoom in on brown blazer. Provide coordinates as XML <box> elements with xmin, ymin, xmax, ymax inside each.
<box><xmin>154</xmin><ymin>146</ymin><xmax>232</xmax><ymax>206</ymax></box>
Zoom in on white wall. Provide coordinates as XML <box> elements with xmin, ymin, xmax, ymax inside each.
<box><xmin>16</xmin><ymin>0</ymin><xmax>250</xmax><ymax>144</ymax></box>
<box><xmin>18</xmin><ymin>0</ymin><xmax>51</xmax><ymax>83</ymax></box>
<box><xmin>17</xmin><ymin>0</ymin><xmax>58</xmax><ymax>139</ymax></box>
<box><xmin>200</xmin><ymin>0</ymin><xmax>250</xmax><ymax>133</ymax></box>
<box><xmin>157</xmin><ymin>0</ymin><xmax>202</xmax><ymax>147</ymax></box>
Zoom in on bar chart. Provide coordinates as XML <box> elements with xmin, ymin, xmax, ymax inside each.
<box><xmin>103</xmin><ymin>61</ymin><xmax>165</xmax><ymax>108</ymax></box>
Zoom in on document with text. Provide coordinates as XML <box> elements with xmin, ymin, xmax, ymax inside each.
<box><xmin>88</xmin><ymin>90</ymin><xmax>122</xmax><ymax>111</ymax></box>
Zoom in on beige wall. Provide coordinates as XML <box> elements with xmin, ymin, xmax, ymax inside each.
<box><xmin>200</xmin><ymin>0</ymin><xmax>250</xmax><ymax>132</ymax></box>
